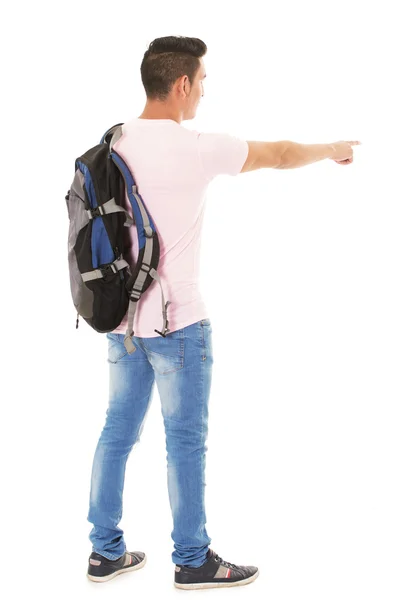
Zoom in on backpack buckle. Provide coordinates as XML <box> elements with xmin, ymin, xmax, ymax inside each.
<box><xmin>88</xmin><ymin>206</ymin><xmax>104</xmax><ymax>219</ymax></box>
<box><xmin>129</xmin><ymin>288</ymin><xmax>141</xmax><ymax>300</ymax></box>
<box><xmin>100</xmin><ymin>263</ymin><xmax>117</xmax><ymax>279</ymax></box>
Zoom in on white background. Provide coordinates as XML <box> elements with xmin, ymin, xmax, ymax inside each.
<box><xmin>1</xmin><ymin>0</ymin><xmax>396</xmax><ymax>598</ymax></box>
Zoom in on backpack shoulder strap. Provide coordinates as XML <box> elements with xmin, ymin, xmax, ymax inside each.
<box><xmin>110</xmin><ymin>147</ymin><xmax>172</xmax><ymax>354</ymax></box>
<box><xmin>100</xmin><ymin>122</ymin><xmax>124</xmax><ymax>146</ymax></box>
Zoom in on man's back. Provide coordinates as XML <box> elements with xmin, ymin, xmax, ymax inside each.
<box><xmin>110</xmin><ymin>117</ymin><xmax>249</xmax><ymax>337</ymax></box>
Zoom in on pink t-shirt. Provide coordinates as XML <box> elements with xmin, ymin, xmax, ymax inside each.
<box><xmin>111</xmin><ymin>117</ymin><xmax>249</xmax><ymax>337</ymax></box>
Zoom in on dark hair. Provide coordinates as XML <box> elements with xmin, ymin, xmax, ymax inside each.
<box><xmin>140</xmin><ymin>36</ymin><xmax>207</xmax><ymax>101</ymax></box>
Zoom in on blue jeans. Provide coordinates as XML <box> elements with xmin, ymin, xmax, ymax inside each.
<box><xmin>87</xmin><ymin>318</ymin><xmax>213</xmax><ymax>567</ymax></box>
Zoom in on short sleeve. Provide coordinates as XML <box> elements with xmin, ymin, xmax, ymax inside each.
<box><xmin>196</xmin><ymin>132</ymin><xmax>249</xmax><ymax>181</ymax></box>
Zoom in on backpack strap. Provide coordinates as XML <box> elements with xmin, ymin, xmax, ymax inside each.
<box><xmin>108</xmin><ymin>130</ymin><xmax>172</xmax><ymax>354</ymax></box>
<box><xmin>122</xmin><ymin>184</ymin><xmax>171</xmax><ymax>354</ymax></box>
<box><xmin>150</xmin><ymin>268</ymin><xmax>172</xmax><ymax>338</ymax></box>
<box><xmin>81</xmin><ymin>258</ymin><xmax>130</xmax><ymax>282</ymax></box>
<box><xmin>100</xmin><ymin>123</ymin><xmax>124</xmax><ymax>146</ymax></box>
<box><xmin>123</xmin><ymin>270</ymin><xmax>171</xmax><ymax>354</ymax></box>
<box><xmin>86</xmin><ymin>196</ymin><xmax>134</xmax><ymax>226</ymax></box>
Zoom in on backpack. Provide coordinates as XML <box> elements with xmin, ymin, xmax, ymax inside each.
<box><xmin>65</xmin><ymin>122</ymin><xmax>172</xmax><ymax>354</ymax></box>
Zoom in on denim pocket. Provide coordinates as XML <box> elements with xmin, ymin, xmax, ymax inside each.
<box><xmin>107</xmin><ymin>333</ymin><xmax>128</xmax><ymax>364</ymax></box>
<box><xmin>141</xmin><ymin>329</ymin><xmax>184</xmax><ymax>374</ymax></box>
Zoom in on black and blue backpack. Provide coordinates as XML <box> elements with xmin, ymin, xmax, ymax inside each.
<box><xmin>65</xmin><ymin>123</ymin><xmax>172</xmax><ymax>354</ymax></box>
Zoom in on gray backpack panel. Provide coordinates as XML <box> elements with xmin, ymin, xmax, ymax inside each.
<box><xmin>65</xmin><ymin>169</ymin><xmax>94</xmax><ymax>318</ymax></box>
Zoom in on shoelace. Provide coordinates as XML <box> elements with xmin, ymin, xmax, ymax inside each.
<box><xmin>212</xmin><ymin>551</ymin><xmax>238</xmax><ymax>570</ymax></box>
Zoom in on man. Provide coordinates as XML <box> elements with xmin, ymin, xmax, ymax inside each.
<box><xmin>86</xmin><ymin>35</ymin><xmax>361</xmax><ymax>590</ymax></box>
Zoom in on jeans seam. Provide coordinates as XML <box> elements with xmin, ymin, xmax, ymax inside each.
<box><xmin>200</xmin><ymin>322</ymin><xmax>206</xmax><ymax>360</ymax></box>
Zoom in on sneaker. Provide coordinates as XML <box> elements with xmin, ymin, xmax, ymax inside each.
<box><xmin>174</xmin><ymin>548</ymin><xmax>259</xmax><ymax>590</ymax></box>
<box><xmin>87</xmin><ymin>550</ymin><xmax>146</xmax><ymax>583</ymax></box>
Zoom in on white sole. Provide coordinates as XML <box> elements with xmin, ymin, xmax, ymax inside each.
<box><xmin>87</xmin><ymin>554</ymin><xmax>147</xmax><ymax>583</ymax></box>
<box><xmin>174</xmin><ymin>568</ymin><xmax>259</xmax><ymax>590</ymax></box>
